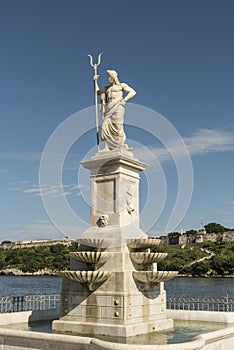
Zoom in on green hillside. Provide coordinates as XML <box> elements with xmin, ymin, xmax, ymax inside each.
<box><xmin>157</xmin><ymin>241</ymin><xmax>234</xmax><ymax>276</ymax></box>
<box><xmin>0</xmin><ymin>243</ymin><xmax>77</xmax><ymax>274</ymax></box>
<box><xmin>0</xmin><ymin>241</ymin><xmax>233</xmax><ymax>276</ymax></box>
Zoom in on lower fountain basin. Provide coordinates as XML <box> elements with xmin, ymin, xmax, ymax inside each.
<box><xmin>133</xmin><ymin>271</ymin><xmax>178</xmax><ymax>283</ymax></box>
<box><xmin>58</xmin><ymin>270</ymin><xmax>112</xmax><ymax>285</ymax></box>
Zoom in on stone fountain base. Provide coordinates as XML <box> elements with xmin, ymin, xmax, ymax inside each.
<box><xmin>53</xmin><ymin>150</ymin><xmax>177</xmax><ymax>338</ymax></box>
<box><xmin>53</xmin><ymin>279</ymin><xmax>174</xmax><ymax>337</ymax></box>
<box><xmin>52</xmin><ymin>247</ymin><xmax>176</xmax><ymax>337</ymax></box>
<box><xmin>53</xmin><ymin>317</ymin><xmax>173</xmax><ymax>338</ymax></box>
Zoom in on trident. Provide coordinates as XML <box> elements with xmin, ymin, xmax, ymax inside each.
<box><xmin>88</xmin><ymin>52</ymin><xmax>103</xmax><ymax>152</ymax></box>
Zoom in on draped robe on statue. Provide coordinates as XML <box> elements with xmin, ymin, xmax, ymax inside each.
<box><xmin>101</xmin><ymin>99</ymin><xmax>126</xmax><ymax>150</ymax></box>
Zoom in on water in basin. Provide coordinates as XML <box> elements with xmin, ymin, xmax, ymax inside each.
<box><xmin>0</xmin><ymin>319</ymin><xmax>229</xmax><ymax>345</ymax></box>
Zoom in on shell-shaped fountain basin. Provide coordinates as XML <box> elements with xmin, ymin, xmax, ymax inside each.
<box><xmin>69</xmin><ymin>251</ymin><xmax>111</xmax><ymax>265</ymax></box>
<box><xmin>78</xmin><ymin>239</ymin><xmax>111</xmax><ymax>249</ymax></box>
<box><xmin>133</xmin><ymin>271</ymin><xmax>178</xmax><ymax>283</ymax></box>
<box><xmin>130</xmin><ymin>252</ymin><xmax>168</xmax><ymax>265</ymax></box>
<box><xmin>127</xmin><ymin>238</ymin><xmax>161</xmax><ymax>250</ymax></box>
<box><xmin>59</xmin><ymin>270</ymin><xmax>112</xmax><ymax>285</ymax></box>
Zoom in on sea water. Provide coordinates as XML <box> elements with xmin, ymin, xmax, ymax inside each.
<box><xmin>0</xmin><ymin>276</ymin><xmax>233</xmax><ymax>298</ymax></box>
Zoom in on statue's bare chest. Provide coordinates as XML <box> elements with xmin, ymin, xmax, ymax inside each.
<box><xmin>106</xmin><ymin>85</ymin><xmax>123</xmax><ymax>100</ymax></box>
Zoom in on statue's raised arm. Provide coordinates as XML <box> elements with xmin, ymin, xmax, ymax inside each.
<box><xmin>94</xmin><ymin>70</ymin><xmax>136</xmax><ymax>151</ymax></box>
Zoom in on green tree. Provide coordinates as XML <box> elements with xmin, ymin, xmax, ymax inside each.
<box><xmin>0</xmin><ymin>255</ymin><xmax>6</xmax><ymax>269</ymax></box>
<box><xmin>204</xmin><ymin>222</ymin><xmax>228</xmax><ymax>233</ymax></box>
<box><xmin>211</xmin><ymin>253</ymin><xmax>234</xmax><ymax>275</ymax></box>
<box><xmin>185</xmin><ymin>229</ymin><xmax>197</xmax><ymax>235</ymax></box>
<box><xmin>168</xmin><ymin>232</ymin><xmax>181</xmax><ymax>238</ymax></box>
<box><xmin>191</xmin><ymin>261</ymin><xmax>210</xmax><ymax>276</ymax></box>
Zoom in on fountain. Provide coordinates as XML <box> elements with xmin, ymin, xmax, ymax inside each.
<box><xmin>52</xmin><ymin>147</ymin><xmax>177</xmax><ymax>337</ymax></box>
<box><xmin>52</xmin><ymin>65</ymin><xmax>178</xmax><ymax>337</ymax></box>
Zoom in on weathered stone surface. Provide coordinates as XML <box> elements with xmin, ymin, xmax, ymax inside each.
<box><xmin>81</xmin><ymin>149</ymin><xmax>148</xmax><ymax>231</ymax></box>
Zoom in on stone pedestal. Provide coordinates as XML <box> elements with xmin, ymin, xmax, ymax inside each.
<box><xmin>52</xmin><ymin>149</ymin><xmax>176</xmax><ymax>338</ymax></box>
<box><xmin>81</xmin><ymin>148</ymin><xmax>147</xmax><ymax>244</ymax></box>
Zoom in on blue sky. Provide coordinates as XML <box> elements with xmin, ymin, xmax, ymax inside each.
<box><xmin>0</xmin><ymin>0</ymin><xmax>234</xmax><ymax>242</ymax></box>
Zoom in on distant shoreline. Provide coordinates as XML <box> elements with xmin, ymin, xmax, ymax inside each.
<box><xmin>0</xmin><ymin>269</ymin><xmax>233</xmax><ymax>278</ymax></box>
<box><xmin>178</xmin><ymin>274</ymin><xmax>234</xmax><ymax>278</ymax></box>
<box><xmin>0</xmin><ymin>268</ymin><xmax>57</xmax><ymax>276</ymax></box>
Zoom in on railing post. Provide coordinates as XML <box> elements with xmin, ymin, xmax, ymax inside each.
<box><xmin>20</xmin><ymin>296</ymin><xmax>24</xmax><ymax>311</ymax></box>
<box><xmin>226</xmin><ymin>294</ymin><xmax>229</xmax><ymax>312</ymax></box>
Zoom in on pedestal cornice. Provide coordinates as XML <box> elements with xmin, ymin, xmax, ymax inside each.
<box><xmin>81</xmin><ymin>149</ymin><xmax>148</xmax><ymax>173</ymax></box>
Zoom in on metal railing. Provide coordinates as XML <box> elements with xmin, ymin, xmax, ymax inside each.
<box><xmin>1</xmin><ymin>293</ymin><xmax>234</xmax><ymax>313</ymax></box>
<box><xmin>0</xmin><ymin>294</ymin><xmax>60</xmax><ymax>313</ymax></box>
<box><xmin>167</xmin><ymin>295</ymin><xmax>234</xmax><ymax>312</ymax></box>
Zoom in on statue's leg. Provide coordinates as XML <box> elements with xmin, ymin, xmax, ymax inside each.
<box><xmin>111</xmin><ymin>105</ymin><xmax>126</xmax><ymax>147</ymax></box>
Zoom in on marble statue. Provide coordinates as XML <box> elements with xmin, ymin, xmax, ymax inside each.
<box><xmin>94</xmin><ymin>70</ymin><xmax>136</xmax><ymax>150</ymax></box>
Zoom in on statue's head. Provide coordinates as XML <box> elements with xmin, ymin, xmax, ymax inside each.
<box><xmin>107</xmin><ymin>70</ymin><xmax>120</xmax><ymax>85</ymax></box>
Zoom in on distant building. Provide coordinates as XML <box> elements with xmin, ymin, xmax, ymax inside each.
<box><xmin>160</xmin><ymin>231</ymin><xmax>234</xmax><ymax>245</ymax></box>
<box><xmin>0</xmin><ymin>238</ymin><xmax>77</xmax><ymax>250</ymax></box>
